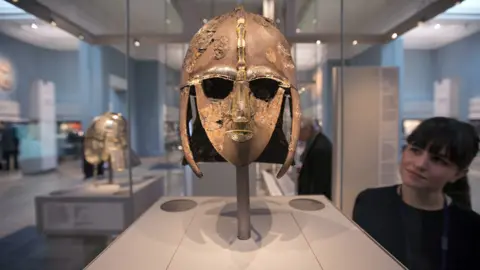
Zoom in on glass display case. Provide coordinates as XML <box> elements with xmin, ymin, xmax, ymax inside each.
<box><xmin>57</xmin><ymin>121</ymin><xmax>83</xmax><ymax>160</ymax></box>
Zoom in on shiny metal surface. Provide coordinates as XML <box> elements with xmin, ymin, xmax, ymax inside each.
<box><xmin>179</xmin><ymin>6</ymin><xmax>301</xmax><ymax>178</ymax></box>
<box><xmin>84</xmin><ymin>112</ymin><xmax>140</xmax><ymax>172</ymax></box>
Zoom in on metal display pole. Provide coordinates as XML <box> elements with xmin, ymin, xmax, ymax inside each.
<box><xmin>236</xmin><ymin>165</ymin><xmax>251</xmax><ymax>240</ymax></box>
<box><xmin>125</xmin><ymin>0</ymin><xmax>134</xmax><ymax>205</ymax></box>
<box><xmin>332</xmin><ymin>0</ymin><xmax>345</xmax><ymax>209</ymax></box>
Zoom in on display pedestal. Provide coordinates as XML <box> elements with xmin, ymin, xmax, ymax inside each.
<box><xmin>34</xmin><ymin>175</ymin><xmax>164</xmax><ymax>270</ymax></box>
<box><xmin>35</xmin><ymin>175</ymin><xmax>163</xmax><ymax>235</ymax></box>
<box><xmin>85</xmin><ymin>196</ymin><xmax>405</xmax><ymax>270</ymax></box>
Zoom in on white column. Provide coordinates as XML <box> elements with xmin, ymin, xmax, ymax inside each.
<box><xmin>263</xmin><ymin>0</ymin><xmax>275</xmax><ymax>20</ymax></box>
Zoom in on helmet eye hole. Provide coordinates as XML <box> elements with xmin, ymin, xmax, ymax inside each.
<box><xmin>202</xmin><ymin>78</ymin><xmax>233</xmax><ymax>100</ymax></box>
<box><xmin>250</xmin><ymin>79</ymin><xmax>279</xmax><ymax>101</ymax></box>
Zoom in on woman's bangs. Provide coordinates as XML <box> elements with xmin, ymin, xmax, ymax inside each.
<box><xmin>408</xmin><ymin>124</ymin><xmax>459</xmax><ymax>161</ymax></box>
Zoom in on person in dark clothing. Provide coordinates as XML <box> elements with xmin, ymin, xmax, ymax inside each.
<box><xmin>353</xmin><ymin>117</ymin><xmax>480</xmax><ymax>270</ymax></box>
<box><xmin>1</xmin><ymin>124</ymin><xmax>19</xmax><ymax>171</ymax></box>
<box><xmin>297</xmin><ymin>131</ymin><xmax>333</xmax><ymax>199</ymax></box>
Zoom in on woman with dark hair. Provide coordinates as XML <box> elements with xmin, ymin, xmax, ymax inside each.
<box><xmin>353</xmin><ymin>117</ymin><xmax>480</xmax><ymax>270</ymax></box>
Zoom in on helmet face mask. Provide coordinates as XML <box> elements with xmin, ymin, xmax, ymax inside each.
<box><xmin>179</xmin><ymin>6</ymin><xmax>301</xmax><ymax>178</ymax></box>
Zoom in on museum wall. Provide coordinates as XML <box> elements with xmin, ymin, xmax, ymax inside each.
<box><xmin>321</xmin><ymin>59</ymin><xmax>342</xmax><ymax>140</ymax></box>
<box><xmin>434</xmin><ymin>31</ymin><xmax>480</xmax><ymax>121</ymax></box>
<box><xmin>0</xmin><ymin>32</ymin><xmax>79</xmax><ymax>118</ymax></box>
<box><xmin>0</xmin><ymin>33</ymin><xmax>180</xmax><ymax>157</ymax></box>
<box><xmin>403</xmin><ymin>31</ymin><xmax>480</xmax><ymax>121</ymax></box>
<box><xmin>403</xmin><ymin>50</ymin><xmax>435</xmax><ymax>103</ymax></box>
<box><xmin>134</xmin><ymin>60</ymin><xmax>162</xmax><ymax>156</ymax></box>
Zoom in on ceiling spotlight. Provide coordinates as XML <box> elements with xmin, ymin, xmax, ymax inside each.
<box><xmin>352</xmin><ymin>40</ymin><xmax>358</xmax><ymax>45</ymax></box>
<box><xmin>434</xmin><ymin>24</ymin><xmax>441</xmax><ymax>29</ymax></box>
<box><xmin>166</xmin><ymin>19</ymin><xmax>171</xmax><ymax>24</ymax></box>
<box><xmin>50</xmin><ymin>20</ymin><xmax>56</xmax><ymax>27</ymax></box>
<box><xmin>296</xmin><ymin>28</ymin><xmax>301</xmax><ymax>33</ymax></box>
<box><xmin>391</xmin><ymin>33</ymin><xmax>398</xmax><ymax>39</ymax></box>
<box><xmin>78</xmin><ymin>35</ymin><xmax>84</xmax><ymax>40</ymax></box>
<box><xmin>30</xmin><ymin>23</ymin><xmax>38</xmax><ymax>29</ymax></box>
<box><xmin>202</xmin><ymin>18</ymin><xmax>208</xmax><ymax>24</ymax></box>
<box><xmin>316</xmin><ymin>40</ymin><xmax>321</xmax><ymax>45</ymax></box>
<box><xmin>134</xmin><ymin>40</ymin><xmax>140</xmax><ymax>47</ymax></box>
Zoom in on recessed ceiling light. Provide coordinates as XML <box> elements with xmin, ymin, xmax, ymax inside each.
<box><xmin>12</xmin><ymin>0</ymin><xmax>19</xmax><ymax>3</ymax></box>
<box><xmin>78</xmin><ymin>35</ymin><xmax>84</xmax><ymax>40</ymax></box>
<box><xmin>316</xmin><ymin>40</ymin><xmax>321</xmax><ymax>45</ymax></box>
<box><xmin>134</xmin><ymin>40</ymin><xmax>140</xmax><ymax>47</ymax></box>
<box><xmin>391</xmin><ymin>33</ymin><xmax>398</xmax><ymax>39</ymax></box>
<box><xmin>434</xmin><ymin>24</ymin><xmax>441</xmax><ymax>29</ymax></box>
<box><xmin>30</xmin><ymin>23</ymin><xmax>38</xmax><ymax>29</ymax></box>
<box><xmin>202</xmin><ymin>18</ymin><xmax>208</xmax><ymax>24</ymax></box>
<box><xmin>352</xmin><ymin>40</ymin><xmax>358</xmax><ymax>45</ymax></box>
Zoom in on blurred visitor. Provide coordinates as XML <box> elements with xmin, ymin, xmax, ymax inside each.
<box><xmin>0</xmin><ymin>123</ymin><xmax>19</xmax><ymax>171</ymax></box>
<box><xmin>297</xmin><ymin>121</ymin><xmax>333</xmax><ymax>199</ymax></box>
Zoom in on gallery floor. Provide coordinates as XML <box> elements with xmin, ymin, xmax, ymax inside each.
<box><xmin>0</xmin><ymin>154</ymin><xmax>479</xmax><ymax>270</ymax></box>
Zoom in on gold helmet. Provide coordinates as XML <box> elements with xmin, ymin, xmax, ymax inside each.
<box><xmin>84</xmin><ymin>112</ymin><xmax>140</xmax><ymax>171</ymax></box>
<box><xmin>179</xmin><ymin>6</ymin><xmax>301</xmax><ymax>178</ymax></box>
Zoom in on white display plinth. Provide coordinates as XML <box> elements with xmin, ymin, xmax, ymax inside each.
<box><xmin>35</xmin><ymin>175</ymin><xmax>164</xmax><ymax>236</ymax></box>
<box><xmin>86</xmin><ymin>196</ymin><xmax>405</xmax><ymax>270</ymax></box>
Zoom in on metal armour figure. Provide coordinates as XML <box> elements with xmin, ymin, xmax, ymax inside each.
<box><xmin>84</xmin><ymin>112</ymin><xmax>140</xmax><ymax>173</ymax></box>
<box><xmin>179</xmin><ymin>6</ymin><xmax>301</xmax><ymax>179</ymax></box>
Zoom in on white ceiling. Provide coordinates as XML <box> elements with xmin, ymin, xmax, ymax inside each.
<box><xmin>0</xmin><ymin>18</ymin><xmax>80</xmax><ymax>51</ymax></box>
<box><xmin>1</xmin><ymin>0</ymin><xmax>461</xmax><ymax>69</ymax></box>
<box><xmin>0</xmin><ymin>0</ymin><xmax>372</xmax><ymax>71</ymax></box>
<box><xmin>403</xmin><ymin>0</ymin><xmax>480</xmax><ymax>50</ymax></box>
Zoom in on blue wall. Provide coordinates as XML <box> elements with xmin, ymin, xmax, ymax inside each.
<box><xmin>321</xmin><ymin>60</ymin><xmax>343</xmax><ymax>140</ymax></box>
<box><xmin>79</xmin><ymin>44</ymin><xmax>169</xmax><ymax>156</ymax></box>
<box><xmin>134</xmin><ymin>61</ymin><xmax>162</xmax><ymax>156</ymax></box>
<box><xmin>433</xmin><ymin>32</ymin><xmax>480</xmax><ymax>120</ymax></box>
<box><xmin>0</xmin><ymin>33</ymin><xmax>181</xmax><ymax>157</ymax></box>
<box><xmin>403</xmin><ymin>50</ymin><xmax>435</xmax><ymax>103</ymax></box>
<box><xmin>403</xmin><ymin>31</ymin><xmax>480</xmax><ymax>121</ymax></box>
<box><xmin>0</xmin><ymin>33</ymin><xmax>79</xmax><ymax>117</ymax></box>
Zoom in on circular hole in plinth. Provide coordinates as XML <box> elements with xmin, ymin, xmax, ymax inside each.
<box><xmin>289</xmin><ymin>198</ymin><xmax>325</xmax><ymax>211</ymax></box>
<box><xmin>160</xmin><ymin>199</ymin><xmax>198</xmax><ymax>212</ymax></box>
